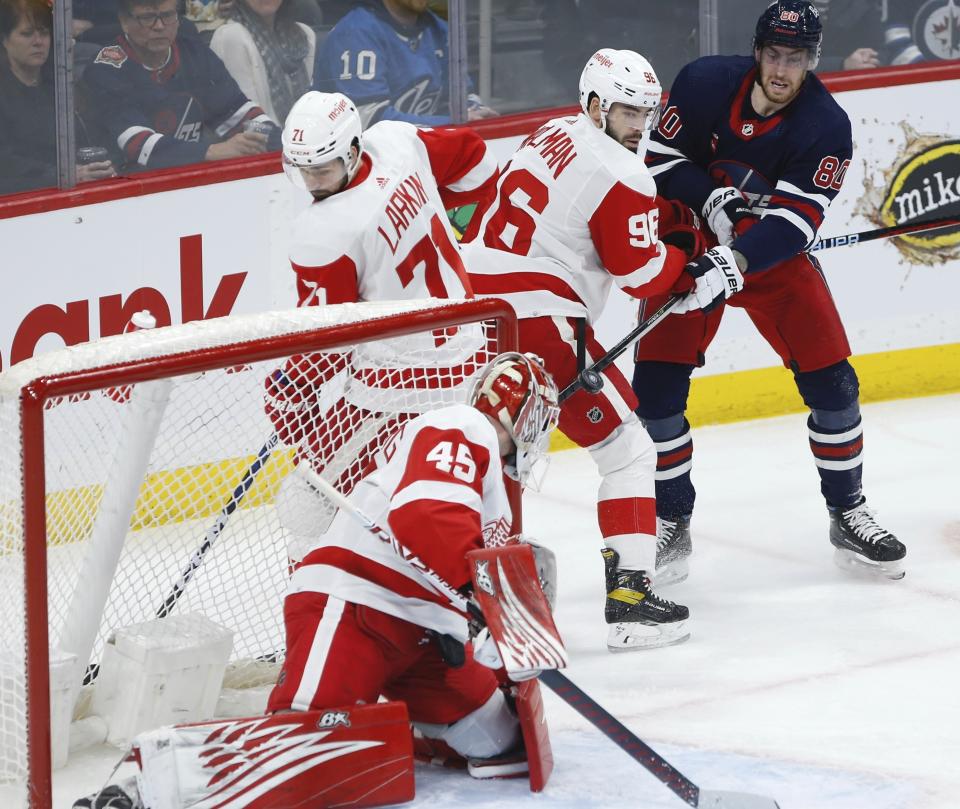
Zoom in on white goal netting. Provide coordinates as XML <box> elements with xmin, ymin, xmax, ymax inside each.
<box><xmin>0</xmin><ymin>298</ymin><xmax>511</xmax><ymax>807</ymax></box>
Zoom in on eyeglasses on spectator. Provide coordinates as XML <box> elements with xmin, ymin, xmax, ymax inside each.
<box><xmin>130</xmin><ymin>11</ymin><xmax>179</xmax><ymax>28</ymax></box>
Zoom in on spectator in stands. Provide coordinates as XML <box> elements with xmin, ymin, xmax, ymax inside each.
<box><xmin>211</xmin><ymin>0</ymin><xmax>315</xmax><ymax>125</ymax></box>
<box><xmin>313</xmin><ymin>0</ymin><xmax>496</xmax><ymax>126</ymax></box>
<box><xmin>0</xmin><ymin>0</ymin><xmax>115</xmax><ymax>194</ymax></box>
<box><xmin>81</xmin><ymin>0</ymin><xmax>282</xmax><ymax>174</ymax></box>
<box><xmin>812</xmin><ymin>0</ymin><xmax>884</xmax><ymax>71</ymax></box>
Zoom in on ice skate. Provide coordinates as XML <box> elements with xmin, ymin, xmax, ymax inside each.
<box><xmin>653</xmin><ymin>515</ymin><xmax>692</xmax><ymax>587</ymax></box>
<box><xmin>829</xmin><ymin>497</ymin><xmax>905</xmax><ymax>580</ymax></box>
<box><xmin>602</xmin><ymin>549</ymin><xmax>690</xmax><ymax>650</ymax></box>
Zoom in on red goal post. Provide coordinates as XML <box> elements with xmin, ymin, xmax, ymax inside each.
<box><xmin>0</xmin><ymin>298</ymin><xmax>516</xmax><ymax>809</ymax></box>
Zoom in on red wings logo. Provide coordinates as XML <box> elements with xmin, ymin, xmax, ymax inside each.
<box><xmin>482</xmin><ymin>516</ymin><xmax>512</xmax><ymax>548</ymax></box>
<box><xmin>94</xmin><ymin>45</ymin><xmax>127</xmax><ymax>69</ymax></box>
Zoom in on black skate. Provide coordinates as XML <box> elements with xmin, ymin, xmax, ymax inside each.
<box><xmin>602</xmin><ymin>548</ymin><xmax>690</xmax><ymax>651</ymax></box>
<box><xmin>654</xmin><ymin>515</ymin><xmax>692</xmax><ymax>587</ymax></box>
<box><xmin>73</xmin><ymin>780</ymin><xmax>141</xmax><ymax>809</ymax></box>
<box><xmin>829</xmin><ymin>497</ymin><xmax>905</xmax><ymax>580</ymax></box>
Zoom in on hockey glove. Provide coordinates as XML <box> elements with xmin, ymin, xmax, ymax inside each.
<box><xmin>672</xmin><ymin>246</ymin><xmax>744</xmax><ymax>315</ymax></box>
<box><xmin>656</xmin><ymin>195</ymin><xmax>701</xmax><ymax>231</ymax></box>
<box><xmin>661</xmin><ymin>223</ymin><xmax>709</xmax><ymax>260</ymax></box>
<box><xmin>702</xmin><ymin>187</ymin><xmax>755</xmax><ymax>246</ymax></box>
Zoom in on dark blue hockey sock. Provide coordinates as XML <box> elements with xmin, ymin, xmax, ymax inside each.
<box><xmin>808</xmin><ymin>409</ymin><xmax>864</xmax><ymax>509</ymax></box>
<box><xmin>643</xmin><ymin>413</ymin><xmax>695</xmax><ymax>519</ymax></box>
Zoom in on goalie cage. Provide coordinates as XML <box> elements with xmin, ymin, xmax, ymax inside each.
<box><xmin>0</xmin><ymin>298</ymin><xmax>518</xmax><ymax>809</ymax></box>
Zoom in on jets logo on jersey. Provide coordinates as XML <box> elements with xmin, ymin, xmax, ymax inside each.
<box><xmin>709</xmin><ymin>160</ymin><xmax>774</xmax><ymax>209</ymax></box>
<box><xmin>361</xmin><ymin>78</ymin><xmax>442</xmax><ymax>126</ymax></box>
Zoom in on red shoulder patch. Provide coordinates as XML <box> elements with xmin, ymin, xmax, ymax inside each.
<box><xmin>94</xmin><ymin>45</ymin><xmax>127</xmax><ymax>69</ymax></box>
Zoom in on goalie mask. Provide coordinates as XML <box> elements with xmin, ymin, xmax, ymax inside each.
<box><xmin>578</xmin><ymin>48</ymin><xmax>662</xmax><ymax>131</ymax></box>
<box><xmin>282</xmin><ymin>91</ymin><xmax>363</xmax><ymax>197</ymax></box>
<box><xmin>471</xmin><ymin>353</ymin><xmax>560</xmax><ymax>489</ymax></box>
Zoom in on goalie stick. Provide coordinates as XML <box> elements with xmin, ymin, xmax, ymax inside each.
<box><xmin>538</xmin><ymin>669</ymin><xmax>780</xmax><ymax>809</ymax></box>
<box><xmin>304</xmin><ymin>469</ymin><xmax>566</xmax><ymax>677</ymax></box>
<box><xmin>559</xmin><ymin>212</ymin><xmax>960</xmax><ymax>404</ymax></box>
<box><xmin>303</xmin><ymin>467</ymin><xmax>476</xmax><ymax>616</ymax></box>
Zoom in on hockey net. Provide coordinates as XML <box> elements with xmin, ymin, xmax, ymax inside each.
<box><xmin>0</xmin><ymin>298</ymin><xmax>515</xmax><ymax>808</ymax></box>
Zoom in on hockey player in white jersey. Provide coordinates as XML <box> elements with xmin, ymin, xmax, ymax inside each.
<box><xmin>266</xmin><ymin>91</ymin><xmax>500</xmax><ymax>560</ymax></box>
<box><xmin>464</xmin><ymin>49</ymin><xmax>744</xmax><ymax>650</ymax></box>
<box><xmin>73</xmin><ymin>354</ymin><xmax>564</xmax><ymax>809</ymax></box>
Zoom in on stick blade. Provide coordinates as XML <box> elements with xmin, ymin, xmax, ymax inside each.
<box><xmin>698</xmin><ymin>790</ymin><xmax>781</xmax><ymax>809</ymax></box>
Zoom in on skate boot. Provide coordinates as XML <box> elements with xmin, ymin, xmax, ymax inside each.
<box><xmin>829</xmin><ymin>497</ymin><xmax>905</xmax><ymax>580</ymax></box>
<box><xmin>653</xmin><ymin>515</ymin><xmax>692</xmax><ymax>587</ymax></box>
<box><xmin>602</xmin><ymin>548</ymin><xmax>690</xmax><ymax>651</ymax></box>
<box><xmin>73</xmin><ymin>779</ymin><xmax>141</xmax><ymax>809</ymax></box>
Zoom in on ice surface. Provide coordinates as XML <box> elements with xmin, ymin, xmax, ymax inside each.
<box><xmin>19</xmin><ymin>393</ymin><xmax>960</xmax><ymax>809</ymax></box>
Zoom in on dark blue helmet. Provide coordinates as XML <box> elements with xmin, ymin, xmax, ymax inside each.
<box><xmin>753</xmin><ymin>1</ymin><xmax>823</xmax><ymax>68</ymax></box>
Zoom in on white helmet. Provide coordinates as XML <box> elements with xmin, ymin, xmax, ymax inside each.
<box><xmin>578</xmin><ymin>48</ymin><xmax>662</xmax><ymax>128</ymax></box>
<box><xmin>282</xmin><ymin>91</ymin><xmax>363</xmax><ymax>187</ymax></box>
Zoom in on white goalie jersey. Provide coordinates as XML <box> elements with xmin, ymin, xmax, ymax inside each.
<box><xmin>288</xmin><ymin>405</ymin><xmax>512</xmax><ymax>642</ymax></box>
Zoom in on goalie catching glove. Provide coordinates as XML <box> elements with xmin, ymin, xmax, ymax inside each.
<box><xmin>672</xmin><ymin>245</ymin><xmax>744</xmax><ymax>315</ymax></box>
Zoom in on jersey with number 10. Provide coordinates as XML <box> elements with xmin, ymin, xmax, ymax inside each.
<box><xmin>468</xmin><ymin>113</ymin><xmax>688</xmax><ymax>324</ymax></box>
<box><xmin>287</xmin><ymin>405</ymin><xmax>512</xmax><ymax>642</ymax></box>
<box><xmin>647</xmin><ymin>55</ymin><xmax>853</xmax><ymax>273</ymax></box>
<box><xmin>289</xmin><ymin>120</ymin><xmax>498</xmax><ymax>308</ymax></box>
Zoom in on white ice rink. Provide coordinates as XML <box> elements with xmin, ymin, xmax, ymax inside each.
<box><xmin>41</xmin><ymin>392</ymin><xmax>960</xmax><ymax>809</ymax></box>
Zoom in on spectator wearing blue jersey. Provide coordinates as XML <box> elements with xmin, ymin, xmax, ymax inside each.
<box><xmin>635</xmin><ymin>0</ymin><xmax>906</xmax><ymax>584</ymax></box>
<box><xmin>313</xmin><ymin>0</ymin><xmax>495</xmax><ymax>126</ymax></box>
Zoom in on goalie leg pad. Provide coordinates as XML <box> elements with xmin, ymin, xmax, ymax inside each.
<box><xmin>134</xmin><ymin>703</ymin><xmax>414</xmax><ymax>809</ymax></box>
<box><xmin>514</xmin><ymin>678</ymin><xmax>553</xmax><ymax>792</ymax></box>
<box><xmin>466</xmin><ymin>543</ymin><xmax>568</xmax><ymax>678</ymax></box>
<box><xmin>414</xmin><ymin>686</ymin><xmax>520</xmax><ymax>761</ymax></box>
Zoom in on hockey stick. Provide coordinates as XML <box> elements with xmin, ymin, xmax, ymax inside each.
<box><xmin>558</xmin><ymin>294</ymin><xmax>684</xmax><ymax>404</ymax></box>
<box><xmin>558</xmin><ymin>213</ymin><xmax>960</xmax><ymax>404</ymax></box>
<box><xmin>809</xmin><ymin>213</ymin><xmax>960</xmax><ymax>251</ymax></box>
<box><xmin>82</xmin><ymin>435</ymin><xmax>282</xmax><ymax>684</ymax></box>
<box><xmin>303</xmin><ymin>467</ymin><xmax>480</xmax><ymax>618</ymax></box>
<box><xmin>539</xmin><ymin>669</ymin><xmax>780</xmax><ymax>809</ymax></box>
<box><xmin>157</xmin><ymin>433</ymin><xmax>281</xmax><ymax>618</ymax></box>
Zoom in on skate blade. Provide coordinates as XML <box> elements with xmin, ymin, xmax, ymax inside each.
<box><xmin>652</xmin><ymin>558</ymin><xmax>689</xmax><ymax>588</ymax></box>
<box><xmin>606</xmin><ymin>619</ymin><xmax>690</xmax><ymax>651</ymax></box>
<box><xmin>833</xmin><ymin>548</ymin><xmax>905</xmax><ymax>580</ymax></box>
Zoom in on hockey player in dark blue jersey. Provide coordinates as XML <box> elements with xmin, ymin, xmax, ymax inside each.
<box><xmin>634</xmin><ymin>0</ymin><xmax>906</xmax><ymax>582</ymax></box>
<box><xmin>313</xmin><ymin>0</ymin><xmax>496</xmax><ymax>127</ymax></box>
<box><xmin>81</xmin><ymin>0</ymin><xmax>280</xmax><ymax>173</ymax></box>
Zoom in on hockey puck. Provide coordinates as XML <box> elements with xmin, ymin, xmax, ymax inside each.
<box><xmin>580</xmin><ymin>368</ymin><xmax>604</xmax><ymax>393</ymax></box>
